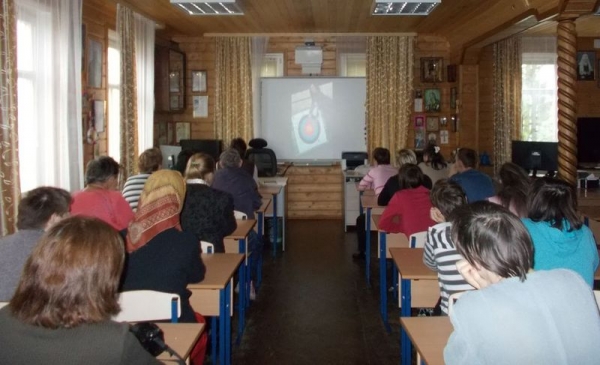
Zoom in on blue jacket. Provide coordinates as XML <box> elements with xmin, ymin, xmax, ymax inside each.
<box><xmin>445</xmin><ymin>270</ymin><xmax>600</xmax><ymax>365</ymax></box>
<box><xmin>522</xmin><ymin>218</ymin><xmax>599</xmax><ymax>286</ymax></box>
<box><xmin>449</xmin><ymin>169</ymin><xmax>494</xmax><ymax>203</ymax></box>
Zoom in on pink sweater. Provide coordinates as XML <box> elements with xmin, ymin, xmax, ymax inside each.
<box><xmin>71</xmin><ymin>189</ymin><xmax>135</xmax><ymax>231</ymax></box>
<box><xmin>378</xmin><ymin>186</ymin><xmax>435</xmax><ymax>236</ymax></box>
<box><xmin>358</xmin><ymin>164</ymin><xmax>398</xmax><ymax>196</ymax></box>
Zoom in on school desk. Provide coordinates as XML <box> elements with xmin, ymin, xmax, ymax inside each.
<box><xmin>390</xmin><ymin>247</ymin><xmax>440</xmax><ymax>365</ymax></box>
<box><xmin>259</xmin><ymin>184</ymin><xmax>283</xmax><ymax>256</ymax></box>
<box><xmin>400</xmin><ymin>317</ymin><xmax>452</xmax><ymax>365</ymax></box>
<box><xmin>360</xmin><ymin>194</ymin><xmax>384</xmax><ymax>284</ymax></box>
<box><xmin>224</xmin><ymin>219</ymin><xmax>256</xmax><ymax>308</ymax></box>
<box><xmin>188</xmin><ymin>253</ymin><xmax>244</xmax><ymax>365</ymax></box>
<box><xmin>158</xmin><ymin>323</ymin><xmax>205</xmax><ymax>364</ymax></box>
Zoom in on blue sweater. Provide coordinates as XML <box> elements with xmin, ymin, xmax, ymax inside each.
<box><xmin>449</xmin><ymin>169</ymin><xmax>494</xmax><ymax>203</ymax></box>
<box><xmin>445</xmin><ymin>270</ymin><xmax>600</xmax><ymax>365</ymax></box>
<box><xmin>522</xmin><ymin>218</ymin><xmax>598</xmax><ymax>287</ymax></box>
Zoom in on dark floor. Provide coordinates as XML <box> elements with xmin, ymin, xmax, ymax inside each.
<box><xmin>232</xmin><ymin>220</ymin><xmax>400</xmax><ymax>365</ymax></box>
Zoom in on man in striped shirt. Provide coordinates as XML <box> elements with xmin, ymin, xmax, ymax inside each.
<box><xmin>423</xmin><ymin>179</ymin><xmax>474</xmax><ymax>314</ymax></box>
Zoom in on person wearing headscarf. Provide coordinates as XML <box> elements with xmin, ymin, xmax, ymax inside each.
<box><xmin>120</xmin><ymin>170</ymin><xmax>205</xmax><ymax>323</ymax></box>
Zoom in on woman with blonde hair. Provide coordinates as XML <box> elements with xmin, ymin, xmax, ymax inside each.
<box><xmin>0</xmin><ymin>216</ymin><xmax>160</xmax><ymax>364</ymax></box>
<box><xmin>181</xmin><ymin>153</ymin><xmax>237</xmax><ymax>253</ymax></box>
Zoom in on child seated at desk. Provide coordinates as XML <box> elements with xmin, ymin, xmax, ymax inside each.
<box><xmin>423</xmin><ymin>180</ymin><xmax>474</xmax><ymax>315</ymax></box>
<box><xmin>444</xmin><ymin>201</ymin><xmax>600</xmax><ymax>365</ymax></box>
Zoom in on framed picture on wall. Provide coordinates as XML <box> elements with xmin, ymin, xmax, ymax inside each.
<box><xmin>424</xmin><ymin>88</ymin><xmax>441</xmax><ymax>112</ymax></box>
<box><xmin>415</xmin><ymin>127</ymin><xmax>425</xmax><ymax>150</ymax></box>
<box><xmin>426</xmin><ymin>116</ymin><xmax>439</xmax><ymax>131</ymax></box>
<box><xmin>191</xmin><ymin>70</ymin><xmax>207</xmax><ymax>92</ymax></box>
<box><xmin>420</xmin><ymin>57</ymin><xmax>443</xmax><ymax>83</ymax></box>
<box><xmin>193</xmin><ymin>96</ymin><xmax>208</xmax><ymax>118</ymax></box>
<box><xmin>87</xmin><ymin>37</ymin><xmax>103</xmax><ymax>88</ymax></box>
<box><xmin>577</xmin><ymin>51</ymin><xmax>595</xmax><ymax>81</ymax></box>
<box><xmin>175</xmin><ymin>122</ymin><xmax>191</xmax><ymax>143</ymax></box>
<box><xmin>93</xmin><ymin>100</ymin><xmax>105</xmax><ymax>132</ymax></box>
<box><xmin>450</xmin><ymin>87</ymin><xmax>457</xmax><ymax>110</ymax></box>
<box><xmin>414</xmin><ymin>114</ymin><xmax>425</xmax><ymax>127</ymax></box>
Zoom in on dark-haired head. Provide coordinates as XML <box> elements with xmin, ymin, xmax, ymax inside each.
<box><xmin>398</xmin><ymin>163</ymin><xmax>425</xmax><ymax>190</ymax></box>
<box><xmin>497</xmin><ymin>162</ymin><xmax>530</xmax><ymax>217</ymax></box>
<box><xmin>423</xmin><ymin>143</ymin><xmax>447</xmax><ymax>171</ymax></box>
<box><xmin>527</xmin><ymin>177</ymin><xmax>582</xmax><ymax>231</ymax></box>
<box><xmin>456</xmin><ymin>148</ymin><xmax>477</xmax><ymax>170</ymax></box>
<box><xmin>174</xmin><ymin>149</ymin><xmax>195</xmax><ymax>176</ymax></box>
<box><xmin>430</xmin><ymin>179</ymin><xmax>467</xmax><ymax>220</ymax></box>
<box><xmin>373</xmin><ymin>147</ymin><xmax>391</xmax><ymax>165</ymax></box>
<box><xmin>452</xmin><ymin>201</ymin><xmax>533</xmax><ymax>282</ymax></box>
<box><xmin>10</xmin><ymin>216</ymin><xmax>125</xmax><ymax>328</ymax></box>
<box><xmin>85</xmin><ymin>156</ymin><xmax>120</xmax><ymax>187</ymax></box>
<box><xmin>230</xmin><ymin>138</ymin><xmax>248</xmax><ymax>159</ymax></box>
<box><xmin>17</xmin><ymin>187</ymin><xmax>72</xmax><ymax>230</ymax></box>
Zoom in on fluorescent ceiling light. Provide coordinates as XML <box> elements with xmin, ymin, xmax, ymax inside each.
<box><xmin>372</xmin><ymin>0</ymin><xmax>440</xmax><ymax>16</ymax></box>
<box><xmin>170</xmin><ymin>0</ymin><xmax>243</xmax><ymax>15</ymax></box>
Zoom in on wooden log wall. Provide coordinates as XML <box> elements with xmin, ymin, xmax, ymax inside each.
<box><xmin>285</xmin><ymin>165</ymin><xmax>343</xmax><ymax>219</ymax></box>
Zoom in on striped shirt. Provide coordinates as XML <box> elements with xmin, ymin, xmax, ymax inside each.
<box><xmin>358</xmin><ymin>164</ymin><xmax>398</xmax><ymax>196</ymax></box>
<box><xmin>122</xmin><ymin>173</ymin><xmax>151</xmax><ymax>212</ymax></box>
<box><xmin>423</xmin><ymin>222</ymin><xmax>474</xmax><ymax>314</ymax></box>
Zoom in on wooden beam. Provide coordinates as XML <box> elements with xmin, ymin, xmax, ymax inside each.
<box><xmin>202</xmin><ymin>32</ymin><xmax>417</xmax><ymax>38</ymax></box>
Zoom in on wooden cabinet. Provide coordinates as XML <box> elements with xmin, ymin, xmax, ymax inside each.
<box><xmin>155</xmin><ymin>44</ymin><xmax>185</xmax><ymax>113</ymax></box>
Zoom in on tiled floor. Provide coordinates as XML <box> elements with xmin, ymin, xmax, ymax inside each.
<box><xmin>232</xmin><ymin>220</ymin><xmax>401</xmax><ymax>365</ymax></box>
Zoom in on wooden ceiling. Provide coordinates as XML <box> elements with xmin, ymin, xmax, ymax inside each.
<box><xmin>87</xmin><ymin>0</ymin><xmax>600</xmax><ymax>61</ymax></box>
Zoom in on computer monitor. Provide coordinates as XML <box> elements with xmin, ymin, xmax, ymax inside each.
<box><xmin>179</xmin><ymin>139</ymin><xmax>222</xmax><ymax>161</ymax></box>
<box><xmin>159</xmin><ymin>145</ymin><xmax>182</xmax><ymax>169</ymax></box>
<box><xmin>511</xmin><ymin>141</ymin><xmax>558</xmax><ymax>176</ymax></box>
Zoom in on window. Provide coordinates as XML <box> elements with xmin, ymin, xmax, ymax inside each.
<box><xmin>261</xmin><ymin>53</ymin><xmax>284</xmax><ymax>77</ymax></box>
<box><xmin>107</xmin><ymin>30</ymin><xmax>121</xmax><ymax>162</ymax></box>
<box><xmin>339</xmin><ymin>53</ymin><xmax>366</xmax><ymax>77</ymax></box>
<box><xmin>521</xmin><ymin>37</ymin><xmax>557</xmax><ymax>142</ymax></box>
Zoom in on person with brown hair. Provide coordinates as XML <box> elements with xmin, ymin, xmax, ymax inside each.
<box><xmin>449</xmin><ymin>148</ymin><xmax>494</xmax><ymax>203</ymax></box>
<box><xmin>71</xmin><ymin>156</ymin><xmax>134</xmax><ymax>230</ymax></box>
<box><xmin>122</xmin><ymin>147</ymin><xmax>163</xmax><ymax>211</ymax></box>
<box><xmin>0</xmin><ymin>216</ymin><xmax>160</xmax><ymax>364</ymax></box>
<box><xmin>0</xmin><ymin>187</ymin><xmax>72</xmax><ymax>301</ymax></box>
<box><xmin>487</xmin><ymin>162</ymin><xmax>530</xmax><ymax>217</ymax></box>
<box><xmin>230</xmin><ymin>137</ymin><xmax>258</xmax><ymax>181</ymax></box>
<box><xmin>180</xmin><ymin>153</ymin><xmax>237</xmax><ymax>253</ymax></box>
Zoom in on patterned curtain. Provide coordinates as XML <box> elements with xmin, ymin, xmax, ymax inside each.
<box><xmin>214</xmin><ymin>37</ymin><xmax>253</xmax><ymax>143</ymax></box>
<box><xmin>0</xmin><ymin>0</ymin><xmax>20</xmax><ymax>235</ymax></box>
<box><xmin>117</xmin><ymin>5</ymin><xmax>138</xmax><ymax>178</ymax></box>
<box><xmin>493</xmin><ymin>37</ymin><xmax>521</xmax><ymax>176</ymax></box>
<box><xmin>366</xmin><ymin>36</ymin><xmax>414</xmax><ymax>163</ymax></box>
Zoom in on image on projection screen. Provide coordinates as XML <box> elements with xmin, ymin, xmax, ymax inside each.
<box><xmin>291</xmin><ymin>83</ymin><xmax>331</xmax><ymax>154</ymax></box>
<box><xmin>261</xmin><ymin>78</ymin><xmax>366</xmax><ymax>160</ymax></box>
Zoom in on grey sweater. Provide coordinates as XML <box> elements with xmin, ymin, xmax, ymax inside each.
<box><xmin>0</xmin><ymin>307</ymin><xmax>160</xmax><ymax>364</ymax></box>
<box><xmin>0</xmin><ymin>229</ymin><xmax>44</xmax><ymax>301</ymax></box>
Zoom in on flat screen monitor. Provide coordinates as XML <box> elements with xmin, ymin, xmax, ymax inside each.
<box><xmin>159</xmin><ymin>145</ymin><xmax>182</xmax><ymax>169</ymax></box>
<box><xmin>512</xmin><ymin>141</ymin><xmax>558</xmax><ymax>175</ymax></box>
<box><xmin>577</xmin><ymin>118</ymin><xmax>600</xmax><ymax>168</ymax></box>
<box><xmin>179</xmin><ymin>139</ymin><xmax>222</xmax><ymax>161</ymax></box>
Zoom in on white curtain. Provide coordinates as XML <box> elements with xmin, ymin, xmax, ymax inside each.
<box><xmin>250</xmin><ymin>36</ymin><xmax>268</xmax><ymax>138</ymax></box>
<box><xmin>134</xmin><ymin>12</ymin><xmax>154</xmax><ymax>152</ymax></box>
<box><xmin>16</xmin><ymin>0</ymin><xmax>83</xmax><ymax>192</ymax></box>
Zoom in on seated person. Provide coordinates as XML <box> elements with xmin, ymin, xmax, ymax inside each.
<box><xmin>523</xmin><ymin>177</ymin><xmax>598</xmax><ymax>286</ymax></box>
<box><xmin>121</xmin><ymin>170</ymin><xmax>206</xmax><ymax>323</ymax></box>
<box><xmin>449</xmin><ymin>148</ymin><xmax>494</xmax><ymax>203</ymax></box>
<box><xmin>423</xmin><ymin>180</ymin><xmax>474</xmax><ymax>315</ymax></box>
<box><xmin>353</xmin><ymin>147</ymin><xmax>400</xmax><ymax>259</ymax></box>
<box><xmin>378</xmin><ymin>149</ymin><xmax>432</xmax><ymax>206</ymax></box>
<box><xmin>444</xmin><ymin>201</ymin><xmax>600</xmax><ymax>365</ymax></box>
<box><xmin>71</xmin><ymin>156</ymin><xmax>134</xmax><ymax>230</ymax></box>
<box><xmin>0</xmin><ymin>216</ymin><xmax>160</xmax><ymax>364</ymax></box>
<box><xmin>122</xmin><ymin>147</ymin><xmax>163</xmax><ymax>211</ymax></box>
<box><xmin>0</xmin><ymin>187</ymin><xmax>71</xmax><ymax>301</ymax></box>
<box><xmin>379</xmin><ymin>164</ymin><xmax>435</xmax><ymax>236</ymax></box>
<box><xmin>212</xmin><ymin>148</ymin><xmax>263</xmax><ymax>298</ymax></box>
<box><xmin>418</xmin><ymin>143</ymin><xmax>450</xmax><ymax>186</ymax></box>
<box><xmin>181</xmin><ymin>153</ymin><xmax>237</xmax><ymax>253</ymax></box>
<box><xmin>230</xmin><ymin>137</ymin><xmax>258</xmax><ymax>182</ymax></box>
<box><xmin>487</xmin><ymin>162</ymin><xmax>529</xmax><ymax>217</ymax></box>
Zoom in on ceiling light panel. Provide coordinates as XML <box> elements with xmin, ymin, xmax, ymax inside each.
<box><xmin>372</xmin><ymin>0</ymin><xmax>440</xmax><ymax>16</ymax></box>
<box><xmin>170</xmin><ymin>0</ymin><xmax>243</xmax><ymax>15</ymax></box>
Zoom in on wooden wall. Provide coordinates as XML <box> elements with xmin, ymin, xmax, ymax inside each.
<box><xmin>577</xmin><ymin>38</ymin><xmax>600</xmax><ymax>117</ymax></box>
<box><xmin>286</xmin><ymin>165</ymin><xmax>343</xmax><ymax>219</ymax></box>
<box><xmin>412</xmin><ymin>35</ymin><xmax>460</xmax><ymax>158</ymax></box>
<box><xmin>476</xmin><ymin>45</ymin><xmax>495</xmax><ymax>160</ymax></box>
